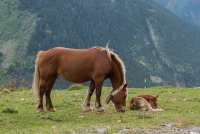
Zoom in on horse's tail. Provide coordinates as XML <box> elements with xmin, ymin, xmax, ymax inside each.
<box><xmin>32</xmin><ymin>52</ymin><xmax>41</xmax><ymax>97</ymax></box>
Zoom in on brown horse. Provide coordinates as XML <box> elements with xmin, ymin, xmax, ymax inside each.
<box><xmin>32</xmin><ymin>47</ymin><xmax>127</xmax><ymax>112</ymax></box>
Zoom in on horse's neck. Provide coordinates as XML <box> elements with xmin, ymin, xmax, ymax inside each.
<box><xmin>110</xmin><ymin>62</ymin><xmax>124</xmax><ymax>90</ymax></box>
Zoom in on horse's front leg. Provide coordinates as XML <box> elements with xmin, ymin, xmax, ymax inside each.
<box><xmin>83</xmin><ymin>81</ymin><xmax>95</xmax><ymax>112</ymax></box>
<box><xmin>95</xmin><ymin>81</ymin><xmax>104</xmax><ymax>112</ymax></box>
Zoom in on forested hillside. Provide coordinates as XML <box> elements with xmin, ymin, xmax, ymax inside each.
<box><xmin>1</xmin><ymin>0</ymin><xmax>200</xmax><ymax>87</ymax></box>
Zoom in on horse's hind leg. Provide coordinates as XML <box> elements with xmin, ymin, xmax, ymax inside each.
<box><xmin>37</xmin><ymin>90</ymin><xmax>45</xmax><ymax>112</ymax></box>
<box><xmin>83</xmin><ymin>81</ymin><xmax>95</xmax><ymax>112</ymax></box>
<box><xmin>37</xmin><ymin>79</ymin><xmax>46</xmax><ymax>112</ymax></box>
<box><xmin>45</xmin><ymin>77</ymin><xmax>56</xmax><ymax>112</ymax></box>
<box><xmin>45</xmin><ymin>91</ymin><xmax>54</xmax><ymax>112</ymax></box>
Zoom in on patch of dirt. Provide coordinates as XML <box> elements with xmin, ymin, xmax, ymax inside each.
<box><xmin>73</xmin><ymin>125</ymin><xmax>200</xmax><ymax>134</ymax></box>
<box><xmin>72</xmin><ymin>127</ymin><xmax>108</xmax><ymax>134</ymax></box>
<box><xmin>134</xmin><ymin>126</ymin><xmax>200</xmax><ymax>134</ymax></box>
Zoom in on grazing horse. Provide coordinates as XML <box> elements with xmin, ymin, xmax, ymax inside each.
<box><xmin>32</xmin><ymin>47</ymin><xmax>127</xmax><ymax>112</ymax></box>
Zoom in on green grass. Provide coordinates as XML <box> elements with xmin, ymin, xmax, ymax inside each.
<box><xmin>0</xmin><ymin>86</ymin><xmax>200</xmax><ymax>133</ymax></box>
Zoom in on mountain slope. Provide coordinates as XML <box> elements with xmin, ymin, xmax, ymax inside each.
<box><xmin>153</xmin><ymin>0</ymin><xmax>200</xmax><ymax>27</ymax></box>
<box><xmin>1</xmin><ymin>0</ymin><xmax>200</xmax><ymax>87</ymax></box>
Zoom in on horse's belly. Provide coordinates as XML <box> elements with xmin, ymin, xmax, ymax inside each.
<box><xmin>60</xmin><ymin>71</ymin><xmax>91</xmax><ymax>83</ymax></box>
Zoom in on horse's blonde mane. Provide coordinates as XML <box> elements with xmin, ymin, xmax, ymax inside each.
<box><xmin>109</xmin><ymin>50</ymin><xmax>126</xmax><ymax>84</ymax></box>
<box><xmin>90</xmin><ymin>46</ymin><xmax>126</xmax><ymax>84</ymax></box>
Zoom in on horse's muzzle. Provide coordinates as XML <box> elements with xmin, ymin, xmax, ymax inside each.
<box><xmin>117</xmin><ymin>106</ymin><xmax>125</xmax><ymax>112</ymax></box>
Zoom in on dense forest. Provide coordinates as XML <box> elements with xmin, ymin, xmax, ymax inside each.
<box><xmin>1</xmin><ymin>0</ymin><xmax>200</xmax><ymax>87</ymax></box>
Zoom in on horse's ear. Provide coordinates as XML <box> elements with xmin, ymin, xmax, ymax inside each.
<box><xmin>106</xmin><ymin>94</ymin><xmax>113</xmax><ymax>104</ymax></box>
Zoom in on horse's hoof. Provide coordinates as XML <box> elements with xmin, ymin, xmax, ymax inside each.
<box><xmin>96</xmin><ymin>107</ymin><xmax>105</xmax><ymax>112</ymax></box>
<box><xmin>83</xmin><ymin>106</ymin><xmax>92</xmax><ymax>112</ymax></box>
<box><xmin>37</xmin><ymin>108</ymin><xmax>44</xmax><ymax>113</ymax></box>
<box><xmin>47</xmin><ymin>108</ymin><xmax>56</xmax><ymax>112</ymax></box>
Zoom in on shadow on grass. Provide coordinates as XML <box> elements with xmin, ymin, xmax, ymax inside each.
<box><xmin>2</xmin><ymin>107</ymin><xmax>18</xmax><ymax>114</ymax></box>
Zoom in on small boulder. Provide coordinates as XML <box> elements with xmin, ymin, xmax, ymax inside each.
<box><xmin>96</xmin><ymin>128</ymin><xmax>107</xmax><ymax>134</ymax></box>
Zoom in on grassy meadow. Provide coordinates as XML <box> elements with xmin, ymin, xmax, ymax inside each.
<box><xmin>0</xmin><ymin>86</ymin><xmax>200</xmax><ymax>133</ymax></box>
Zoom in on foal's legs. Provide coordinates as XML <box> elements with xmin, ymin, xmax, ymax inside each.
<box><xmin>83</xmin><ymin>81</ymin><xmax>95</xmax><ymax>112</ymax></box>
<box><xmin>95</xmin><ymin>81</ymin><xmax>104</xmax><ymax>112</ymax></box>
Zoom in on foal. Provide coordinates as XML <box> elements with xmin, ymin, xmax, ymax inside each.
<box><xmin>129</xmin><ymin>95</ymin><xmax>163</xmax><ymax>112</ymax></box>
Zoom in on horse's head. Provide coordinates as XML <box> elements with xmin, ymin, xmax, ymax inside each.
<box><xmin>106</xmin><ymin>84</ymin><xmax>128</xmax><ymax>112</ymax></box>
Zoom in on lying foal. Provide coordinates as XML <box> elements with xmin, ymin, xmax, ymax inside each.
<box><xmin>129</xmin><ymin>95</ymin><xmax>164</xmax><ymax>112</ymax></box>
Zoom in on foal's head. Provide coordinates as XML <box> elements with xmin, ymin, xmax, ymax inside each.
<box><xmin>106</xmin><ymin>84</ymin><xmax>128</xmax><ymax>112</ymax></box>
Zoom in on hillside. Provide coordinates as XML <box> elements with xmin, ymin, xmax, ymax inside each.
<box><xmin>1</xmin><ymin>0</ymin><xmax>200</xmax><ymax>87</ymax></box>
<box><xmin>1</xmin><ymin>87</ymin><xmax>200</xmax><ymax>133</ymax></box>
<box><xmin>154</xmin><ymin>0</ymin><xmax>200</xmax><ymax>27</ymax></box>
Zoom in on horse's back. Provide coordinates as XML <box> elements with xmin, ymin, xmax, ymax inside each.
<box><xmin>36</xmin><ymin>47</ymin><xmax>99</xmax><ymax>65</ymax></box>
<box><xmin>36</xmin><ymin>47</ymin><xmax>112</xmax><ymax>83</ymax></box>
